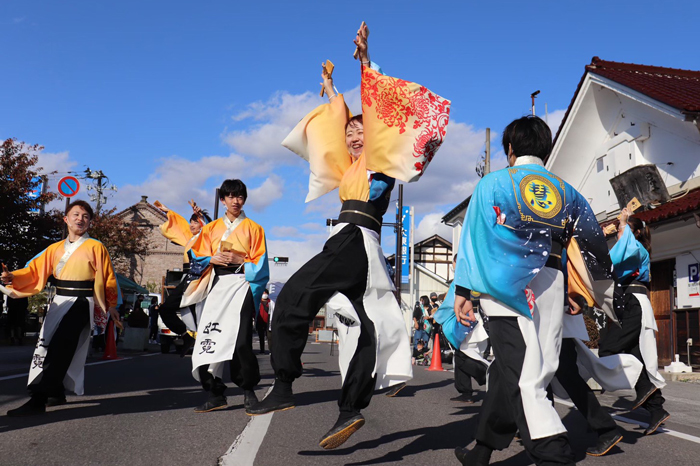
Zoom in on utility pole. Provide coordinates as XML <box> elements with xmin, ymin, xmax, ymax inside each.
<box><xmin>485</xmin><ymin>128</ymin><xmax>491</xmax><ymax>175</ymax></box>
<box><xmin>394</xmin><ymin>184</ymin><xmax>403</xmax><ymax>304</ymax></box>
<box><xmin>214</xmin><ymin>188</ymin><xmax>220</xmax><ymax>219</ymax></box>
<box><xmin>82</xmin><ymin>168</ymin><xmax>117</xmax><ymax>215</ymax></box>
<box><xmin>531</xmin><ymin>90</ymin><xmax>540</xmax><ymax>116</ymax></box>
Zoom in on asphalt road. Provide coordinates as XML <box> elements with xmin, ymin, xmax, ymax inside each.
<box><xmin>2</xmin><ymin>337</ymin><xmax>700</xmax><ymax>465</ymax></box>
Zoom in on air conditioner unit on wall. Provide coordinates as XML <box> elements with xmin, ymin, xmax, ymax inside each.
<box><xmin>609</xmin><ymin>164</ymin><xmax>671</xmax><ymax>210</ymax></box>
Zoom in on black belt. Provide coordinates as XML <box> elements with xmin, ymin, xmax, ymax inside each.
<box><xmin>624</xmin><ymin>281</ymin><xmax>649</xmax><ymax>297</ymax></box>
<box><xmin>337</xmin><ymin>200</ymin><xmax>382</xmax><ymax>234</ymax></box>
<box><xmin>214</xmin><ymin>265</ymin><xmax>245</xmax><ymax>276</ymax></box>
<box><xmin>183</xmin><ymin>262</ymin><xmax>191</xmax><ymax>272</ymax></box>
<box><xmin>545</xmin><ymin>240</ymin><xmax>563</xmax><ymax>270</ymax></box>
<box><xmin>55</xmin><ymin>279</ymin><xmax>94</xmax><ymax>298</ymax></box>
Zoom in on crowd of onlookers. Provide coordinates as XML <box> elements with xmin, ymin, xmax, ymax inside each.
<box><xmin>411</xmin><ymin>291</ymin><xmax>447</xmax><ymax>365</ymax></box>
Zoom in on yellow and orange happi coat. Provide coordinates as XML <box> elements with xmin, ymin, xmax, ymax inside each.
<box><xmin>159</xmin><ymin>209</ymin><xmax>200</xmax><ymax>263</ymax></box>
<box><xmin>1</xmin><ymin>237</ymin><xmax>118</xmax><ymax>313</ymax></box>
<box><xmin>180</xmin><ymin>215</ymin><xmax>269</xmax><ymax>308</ymax></box>
<box><xmin>282</xmin><ymin>65</ymin><xmax>451</xmax><ymax>202</ymax></box>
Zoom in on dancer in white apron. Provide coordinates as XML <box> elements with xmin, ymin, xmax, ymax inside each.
<box><xmin>247</xmin><ymin>22</ymin><xmax>451</xmax><ymax>451</ymax></box>
<box><xmin>453</xmin><ymin>116</ymin><xmax>619</xmax><ymax>466</ymax></box>
<box><xmin>599</xmin><ymin>207</ymin><xmax>669</xmax><ymax>435</ymax></box>
<box><xmin>433</xmin><ymin>256</ymin><xmax>490</xmax><ymax>403</ymax></box>
<box><xmin>551</xmin><ymin>310</ymin><xmax>643</xmax><ymax>456</ymax></box>
<box><xmin>1</xmin><ymin>200</ymin><xmax>119</xmax><ymax>417</ymax></box>
<box><xmin>157</xmin><ymin>179</ymin><xmax>270</xmax><ymax>413</ymax></box>
<box><xmin>155</xmin><ymin>200</ymin><xmax>208</xmax><ymax>342</ymax></box>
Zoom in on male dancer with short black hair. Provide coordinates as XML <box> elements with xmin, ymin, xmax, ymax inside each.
<box><xmin>2</xmin><ymin>200</ymin><xmax>120</xmax><ymax>416</ymax></box>
<box><xmin>453</xmin><ymin>116</ymin><xmax>619</xmax><ymax>466</ymax></box>
<box><xmin>157</xmin><ymin>179</ymin><xmax>269</xmax><ymax>412</ymax></box>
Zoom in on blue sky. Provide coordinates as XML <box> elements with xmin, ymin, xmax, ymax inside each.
<box><xmin>3</xmin><ymin>0</ymin><xmax>699</xmax><ymax>280</ymax></box>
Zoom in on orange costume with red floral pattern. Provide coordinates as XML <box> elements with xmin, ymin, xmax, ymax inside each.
<box><xmin>283</xmin><ymin>65</ymin><xmax>451</xmax><ymax>203</ymax></box>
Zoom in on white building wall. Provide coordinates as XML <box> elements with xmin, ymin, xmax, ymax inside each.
<box><xmin>549</xmin><ymin>75</ymin><xmax>700</xmax><ymax>219</ymax></box>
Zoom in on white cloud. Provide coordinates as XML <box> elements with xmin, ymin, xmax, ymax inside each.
<box><xmin>270</xmin><ymin>226</ymin><xmax>301</xmax><ymax>238</ymax></box>
<box><xmin>33</xmin><ymin>149</ymin><xmax>80</xmax><ymax>211</ymax></box>
<box><xmin>112</xmin><ymin>153</ymin><xmax>275</xmax><ymax>215</ymax></box>
<box><xmin>222</xmin><ymin>91</ymin><xmax>325</xmax><ymax>163</ymax></box>
<box><xmin>400</xmin><ymin>121</ymin><xmax>500</xmax><ymax>216</ymax></box>
<box><xmin>222</xmin><ymin>87</ymin><xmax>362</xmax><ymax>163</ymax></box>
<box><xmin>266</xmin><ymin>234</ymin><xmax>328</xmax><ymax>282</ymax></box>
<box><xmin>247</xmin><ymin>174</ymin><xmax>284</xmax><ymax>212</ymax></box>
<box><xmin>546</xmin><ymin>108</ymin><xmax>567</xmax><ymax>137</ymax></box>
<box><xmin>300</xmin><ymin>222</ymin><xmax>325</xmax><ymax>232</ymax></box>
<box><xmin>414</xmin><ymin>212</ymin><xmax>454</xmax><ymax>243</ymax></box>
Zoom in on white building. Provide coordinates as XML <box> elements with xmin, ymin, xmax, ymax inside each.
<box><xmin>389</xmin><ymin>234</ymin><xmax>453</xmax><ymax>307</ymax></box>
<box><xmin>546</xmin><ymin>57</ymin><xmax>700</xmax><ymax>366</ymax></box>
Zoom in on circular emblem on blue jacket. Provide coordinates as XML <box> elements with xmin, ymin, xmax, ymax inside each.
<box><xmin>520</xmin><ymin>174</ymin><xmax>562</xmax><ymax>219</ymax></box>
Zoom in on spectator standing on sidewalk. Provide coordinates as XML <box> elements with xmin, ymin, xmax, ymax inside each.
<box><xmin>148</xmin><ymin>297</ymin><xmax>159</xmax><ymax>344</ymax></box>
<box><xmin>256</xmin><ymin>289</ymin><xmax>273</xmax><ymax>354</ymax></box>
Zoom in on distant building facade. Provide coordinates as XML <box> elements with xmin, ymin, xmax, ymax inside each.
<box><xmin>116</xmin><ymin>196</ymin><xmax>185</xmax><ymax>288</ymax></box>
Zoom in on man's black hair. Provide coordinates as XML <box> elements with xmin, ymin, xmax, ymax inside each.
<box><xmin>219</xmin><ymin>179</ymin><xmax>247</xmax><ymax>202</ymax></box>
<box><xmin>65</xmin><ymin>200</ymin><xmax>94</xmax><ymax>220</ymax></box>
<box><xmin>502</xmin><ymin>115</ymin><xmax>553</xmax><ymax>161</ymax></box>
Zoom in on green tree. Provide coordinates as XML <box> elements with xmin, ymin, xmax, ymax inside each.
<box><xmin>89</xmin><ymin>207</ymin><xmax>150</xmax><ymax>275</ymax></box>
<box><xmin>0</xmin><ymin>139</ymin><xmax>62</xmax><ymax>269</ymax></box>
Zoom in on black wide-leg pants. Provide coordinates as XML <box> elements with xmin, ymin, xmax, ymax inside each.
<box><xmin>555</xmin><ymin>338</ymin><xmax>618</xmax><ymax>435</ymax></box>
<box><xmin>158</xmin><ymin>278</ymin><xmax>189</xmax><ymax>335</ymax></box>
<box><xmin>29</xmin><ymin>298</ymin><xmax>90</xmax><ymax>399</ymax></box>
<box><xmin>476</xmin><ymin>316</ymin><xmax>574</xmax><ymax>466</ymax></box>
<box><xmin>198</xmin><ymin>287</ymin><xmax>260</xmax><ymax>395</ymax></box>
<box><xmin>598</xmin><ymin>293</ymin><xmax>665</xmax><ymax>414</ymax></box>
<box><xmin>454</xmin><ymin>350</ymin><xmax>487</xmax><ymax>395</ymax></box>
<box><xmin>270</xmin><ymin>224</ymin><xmax>377</xmax><ymax>413</ymax></box>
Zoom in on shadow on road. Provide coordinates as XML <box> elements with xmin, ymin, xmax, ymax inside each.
<box><xmin>298</xmin><ymin>417</ymin><xmax>479</xmax><ymax>465</ymax></box>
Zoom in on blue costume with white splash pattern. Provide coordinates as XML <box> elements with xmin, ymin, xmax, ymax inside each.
<box><xmin>455</xmin><ymin>158</ymin><xmax>615</xmax><ymax>318</ymax></box>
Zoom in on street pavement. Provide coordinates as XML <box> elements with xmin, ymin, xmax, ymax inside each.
<box><xmin>1</xmin><ymin>336</ymin><xmax>700</xmax><ymax>465</ymax></box>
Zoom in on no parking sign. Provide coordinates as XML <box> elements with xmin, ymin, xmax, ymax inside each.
<box><xmin>57</xmin><ymin>176</ymin><xmax>80</xmax><ymax>198</ymax></box>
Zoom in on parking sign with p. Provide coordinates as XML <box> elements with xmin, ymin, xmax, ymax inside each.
<box><xmin>690</xmin><ymin>264</ymin><xmax>700</xmax><ymax>283</ymax></box>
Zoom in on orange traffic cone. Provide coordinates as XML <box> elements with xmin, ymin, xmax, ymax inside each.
<box><xmin>102</xmin><ymin>319</ymin><xmax>121</xmax><ymax>360</ymax></box>
<box><xmin>427</xmin><ymin>332</ymin><xmax>444</xmax><ymax>371</ymax></box>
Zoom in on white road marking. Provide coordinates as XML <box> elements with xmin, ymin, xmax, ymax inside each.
<box><xmin>555</xmin><ymin>398</ymin><xmax>700</xmax><ymax>445</ymax></box>
<box><xmin>219</xmin><ymin>386</ymin><xmax>275</xmax><ymax>466</ymax></box>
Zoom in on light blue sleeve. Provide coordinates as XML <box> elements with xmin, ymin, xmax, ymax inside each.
<box><xmin>246</xmin><ymin>243</ymin><xmax>270</xmax><ymax>315</ymax></box>
<box><xmin>609</xmin><ymin>227</ymin><xmax>644</xmax><ymax>283</ymax></box>
<box><xmin>368</xmin><ymin>173</ymin><xmax>394</xmax><ymax>201</ymax></box>
<box><xmin>433</xmin><ymin>282</ymin><xmax>476</xmax><ymax>349</ymax></box>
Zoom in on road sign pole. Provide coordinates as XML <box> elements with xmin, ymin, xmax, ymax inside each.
<box><xmin>62</xmin><ymin>197</ymin><xmax>70</xmax><ymax>239</ymax></box>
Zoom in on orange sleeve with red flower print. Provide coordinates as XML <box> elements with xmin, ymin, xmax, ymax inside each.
<box><xmin>361</xmin><ymin>66</ymin><xmax>451</xmax><ymax>183</ymax></box>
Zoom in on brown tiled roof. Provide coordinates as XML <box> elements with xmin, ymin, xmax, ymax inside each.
<box><xmin>587</xmin><ymin>57</ymin><xmax>700</xmax><ymax>113</ymax></box>
<box><xmin>600</xmin><ymin>187</ymin><xmax>700</xmax><ymax>230</ymax></box>
<box><xmin>635</xmin><ymin>187</ymin><xmax>700</xmax><ymax>224</ymax></box>
<box><xmin>549</xmin><ymin>57</ymin><xmax>700</xmax><ymax>160</ymax></box>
